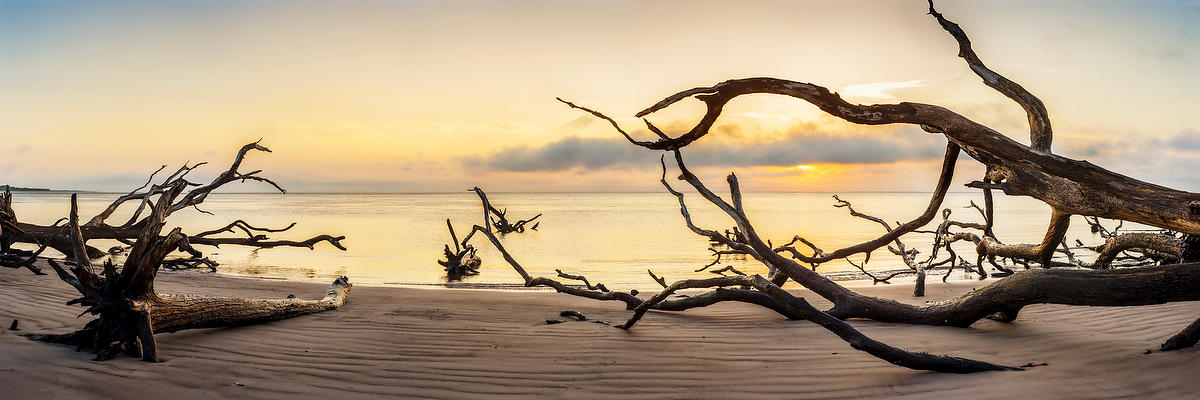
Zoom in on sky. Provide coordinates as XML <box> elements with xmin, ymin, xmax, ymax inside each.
<box><xmin>2</xmin><ymin>0</ymin><xmax>1198</xmax><ymax>193</ymax></box>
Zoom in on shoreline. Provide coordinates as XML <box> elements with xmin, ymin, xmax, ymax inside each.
<box><xmin>16</xmin><ymin>244</ymin><xmax>966</xmax><ymax>291</ymax></box>
<box><xmin>178</xmin><ymin>264</ymin><xmax>974</xmax><ymax>291</ymax></box>
<box><xmin>5</xmin><ymin>262</ymin><xmax>1199</xmax><ymax>399</ymax></box>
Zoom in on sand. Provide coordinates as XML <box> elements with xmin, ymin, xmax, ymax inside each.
<box><xmin>3</xmin><ymin>264</ymin><xmax>1200</xmax><ymax>399</ymax></box>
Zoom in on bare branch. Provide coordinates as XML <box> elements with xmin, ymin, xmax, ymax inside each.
<box><xmin>188</xmin><ymin>234</ymin><xmax>347</xmax><ymax>251</ymax></box>
<box><xmin>927</xmin><ymin>0</ymin><xmax>1053</xmax><ymax>151</ymax></box>
<box><xmin>976</xmin><ymin>210</ymin><xmax>1072</xmax><ymax>266</ymax></box>
<box><xmin>555</xmin><ymin>269</ymin><xmax>609</xmax><ymax>292</ymax></box>
<box><xmin>85</xmin><ymin>164</ymin><xmax>166</xmax><ymax>227</ymax></box>
<box><xmin>568</xmin><ymin>76</ymin><xmax>1199</xmax><ymax>234</ymax></box>
<box><xmin>193</xmin><ymin>220</ymin><xmax>298</xmax><ymax>239</ymax></box>
<box><xmin>647</xmin><ymin>269</ymin><xmax>668</xmax><ymax>288</ymax></box>
<box><xmin>470</xmin><ymin>186</ymin><xmax>541</xmax><ymax>234</ymax></box>
<box><xmin>1090</xmin><ymin>232</ymin><xmax>1181</xmax><ymax>269</ymax></box>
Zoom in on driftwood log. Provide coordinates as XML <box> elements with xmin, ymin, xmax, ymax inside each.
<box><xmin>438</xmin><ymin>219</ymin><xmax>481</xmax><ymax>280</ymax></box>
<box><xmin>0</xmin><ymin>141</ymin><xmax>346</xmax><ymax>268</ymax></box>
<box><xmin>5</xmin><ymin>142</ymin><xmax>354</xmax><ymax>361</ymax></box>
<box><xmin>470</xmin><ymin>187</ymin><xmax>541</xmax><ymax>234</ymax></box>
<box><xmin>455</xmin><ymin>1</ymin><xmax>1200</xmax><ymax>374</ymax></box>
<box><xmin>26</xmin><ymin>190</ymin><xmax>351</xmax><ymax>362</ymax></box>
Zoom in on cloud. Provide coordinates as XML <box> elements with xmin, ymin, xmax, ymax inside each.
<box><xmin>687</xmin><ymin>128</ymin><xmax>944</xmax><ymax>166</ymax></box>
<box><xmin>838</xmin><ymin>80</ymin><xmax>924</xmax><ymax>101</ymax></box>
<box><xmin>1058</xmin><ymin>129</ymin><xmax>1200</xmax><ymax>191</ymax></box>
<box><xmin>469</xmin><ymin>124</ymin><xmax>946</xmax><ymax>172</ymax></box>
<box><xmin>1167</xmin><ymin>128</ymin><xmax>1200</xmax><ymax>150</ymax></box>
<box><xmin>467</xmin><ymin>137</ymin><xmax>653</xmax><ymax>172</ymax></box>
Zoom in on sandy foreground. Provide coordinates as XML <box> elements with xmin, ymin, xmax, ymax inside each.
<box><xmin>2</xmin><ymin>264</ymin><xmax>1200</xmax><ymax>400</ymax></box>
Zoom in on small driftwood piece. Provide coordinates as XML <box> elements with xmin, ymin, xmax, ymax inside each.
<box><xmin>469</xmin><ymin>187</ymin><xmax>541</xmax><ymax>234</ymax></box>
<box><xmin>438</xmin><ymin>219</ymin><xmax>481</xmax><ymax>280</ymax></box>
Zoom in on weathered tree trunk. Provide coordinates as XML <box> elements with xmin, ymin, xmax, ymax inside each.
<box><xmin>145</xmin><ymin>279</ymin><xmax>351</xmax><ymax>334</ymax></box>
<box><xmin>438</xmin><ymin>219</ymin><xmax>483</xmax><ymax>280</ymax></box>
<box><xmin>1161</xmin><ymin>316</ymin><xmax>1200</xmax><ymax>351</ymax></box>
<box><xmin>514</xmin><ymin>0</ymin><xmax>1200</xmax><ymax>374</ymax></box>
<box><xmin>23</xmin><ymin>152</ymin><xmax>353</xmax><ymax>362</ymax></box>
<box><xmin>458</xmin><ymin>224</ymin><xmax>1020</xmax><ymax>373</ymax></box>
<box><xmin>30</xmin><ymin>278</ymin><xmax>352</xmax><ymax>361</ymax></box>
<box><xmin>913</xmin><ymin>267</ymin><xmax>926</xmax><ymax>297</ymax></box>
<box><xmin>0</xmin><ymin>142</ymin><xmax>346</xmax><ymax>265</ymax></box>
<box><xmin>0</xmin><ymin>186</ymin><xmax>15</xmax><ymax>253</ymax></box>
<box><xmin>0</xmin><ymin>187</ymin><xmax>48</xmax><ymax>274</ymax></box>
<box><xmin>826</xmin><ymin>262</ymin><xmax>1200</xmax><ymax>326</ymax></box>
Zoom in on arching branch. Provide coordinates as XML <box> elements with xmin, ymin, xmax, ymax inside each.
<box><xmin>926</xmin><ymin>0</ymin><xmax>1053</xmax><ymax>152</ymax></box>
<box><xmin>565</xmin><ymin>76</ymin><xmax>1200</xmax><ymax>234</ymax></box>
<box><xmin>976</xmin><ymin>210</ymin><xmax>1072</xmax><ymax>267</ymax></box>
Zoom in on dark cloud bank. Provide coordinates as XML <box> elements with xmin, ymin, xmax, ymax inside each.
<box><xmin>470</xmin><ymin>126</ymin><xmax>947</xmax><ymax>172</ymax></box>
<box><xmin>468</xmin><ymin>125</ymin><xmax>1199</xmax><ymax>192</ymax></box>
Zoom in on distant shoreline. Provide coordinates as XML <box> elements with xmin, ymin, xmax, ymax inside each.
<box><xmin>2</xmin><ymin>185</ymin><xmax>103</xmax><ymax>194</ymax></box>
<box><xmin>2</xmin><ymin>185</ymin><xmax>50</xmax><ymax>192</ymax></box>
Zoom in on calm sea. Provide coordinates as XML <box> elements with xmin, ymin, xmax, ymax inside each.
<box><xmin>7</xmin><ymin>191</ymin><xmax>1122</xmax><ymax>288</ymax></box>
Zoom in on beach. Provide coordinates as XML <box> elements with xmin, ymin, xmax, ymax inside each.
<box><xmin>6</xmin><ymin>0</ymin><xmax>1199</xmax><ymax>398</ymax></box>
<box><xmin>3</xmin><ymin>263</ymin><xmax>1199</xmax><ymax>399</ymax></box>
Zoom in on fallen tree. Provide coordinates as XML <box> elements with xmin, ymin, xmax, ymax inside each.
<box><xmin>455</xmin><ymin>1</ymin><xmax>1200</xmax><ymax>373</ymax></box>
<box><xmin>5</xmin><ymin>142</ymin><xmax>354</xmax><ymax>361</ymax></box>
<box><xmin>26</xmin><ymin>191</ymin><xmax>351</xmax><ymax>362</ymax></box>
<box><xmin>436</xmin><ymin>187</ymin><xmax>539</xmax><ymax>281</ymax></box>
<box><xmin>0</xmin><ymin>141</ymin><xmax>347</xmax><ymax>267</ymax></box>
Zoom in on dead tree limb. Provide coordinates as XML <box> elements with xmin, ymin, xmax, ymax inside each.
<box><xmin>973</xmin><ymin>211</ymin><xmax>1072</xmax><ymax>267</ymax></box>
<box><xmin>438</xmin><ymin>219</ymin><xmax>481</xmax><ymax>280</ymax></box>
<box><xmin>26</xmin><ymin>191</ymin><xmax>351</xmax><ymax>361</ymax></box>
<box><xmin>0</xmin><ymin>187</ymin><xmax>46</xmax><ymax>275</ymax></box>
<box><xmin>561</xmin><ymin>73</ymin><xmax>1199</xmax><ymax>236</ymax></box>
<box><xmin>469</xmin><ymin>186</ymin><xmax>541</xmax><ymax>234</ymax></box>
<box><xmin>708</xmin><ymin>265</ymin><xmax>747</xmax><ymax>277</ymax></box>
<box><xmin>0</xmin><ymin>244</ymin><xmax>48</xmax><ymax>275</ymax></box>
<box><xmin>549</xmin><ymin>2</ymin><xmax>1200</xmax><ymax>361</ymax></box>
<box><xmin>1161</xmin><ymin>317</ymin><xmax>1200</xmax><ymax>351</ymax></box>
<box><xmin>0</xmin><ymin>142</ymin><xmax>347</xmax><ymax>266</ymax></box>
<box><xmin>926</xmin><ymin>0</ymin><xmax>1052</xmax><ymax>152</ymax></box>
<box><xmin>555</xmin><ymin>269</ymin><xmax>609</xmax><ymax>292</ymax></box>
<box><xmin>1090</xmin><ymin>233</ymin><xmax>1182</xmax><ymax>269</ymax></box>
<box><xmin>620</xmin><ymin>274</ymin><xmax>1017</xmax><ymax>373</ymax></box>
<box><xmin>459</xmin><ymin>221</ymin><xmax>1017</xmax><ymax>373</ymax></box>
<box><xmin>430</xmin><ymin>0</ymin><xmax>1200</xmax><ymax>373</ymax></box>
<box><xmin>159</xmin><ymin>256</ymin><xmax>219</xmax><ymax>272</ymax></box>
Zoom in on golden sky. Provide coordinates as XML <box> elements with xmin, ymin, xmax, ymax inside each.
<box><xmin>2</xmin><ymin>0</ymin><xmax>1198</xmax><ymax>192</ymax></box>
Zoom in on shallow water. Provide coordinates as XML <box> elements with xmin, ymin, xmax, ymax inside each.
<box><xmin>7</xmin><ymin>191</ymin><xmax>1131</xmax><ymax>288</ymax></box>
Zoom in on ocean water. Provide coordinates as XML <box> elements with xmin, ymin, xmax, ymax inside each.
<box><xmin>7</xmin><ymin>191</ymin><xmax>1127</xmax><ymax>288</ymax></box>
